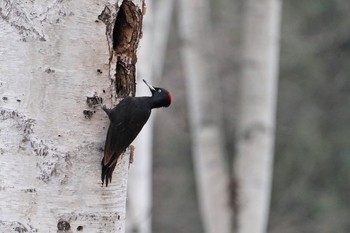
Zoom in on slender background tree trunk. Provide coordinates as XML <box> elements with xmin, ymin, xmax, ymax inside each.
<box><xmin>126</xmin><ymin>1</ymin><xmax>153</xmax><ymax>233</ymax></box>
<box><xmin>177</xmin><ymin>0</ymin><xmax>232</xmax><ymax>233</ymax></box>
<box><xmin>127</xmin><ymin>0</ymin><xmax>174</xmax><ymax>232</ymax></box>
<box><xmin>233</xmin><ymin>0</ymin><xmax>282</xmax><ymax>233</ymax></box>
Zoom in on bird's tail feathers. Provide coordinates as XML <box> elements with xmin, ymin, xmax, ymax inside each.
<box><xmin>101</xmin><ymin>159</ymin><xmax>117</xmax><ymax>187</ymax></box>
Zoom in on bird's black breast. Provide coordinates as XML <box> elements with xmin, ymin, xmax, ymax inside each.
<box><xmin>110</xmin><ymin>97</ymin><xmax>151</xmax><ymax>126</ymax></box>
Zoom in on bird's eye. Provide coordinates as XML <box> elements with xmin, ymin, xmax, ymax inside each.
<box><xmin>158</xmin><ymin>89</ymin><xmax>161</xmax><ymax>93</ymax></box>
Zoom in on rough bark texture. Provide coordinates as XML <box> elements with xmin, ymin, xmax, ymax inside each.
<box><xmin>233</xmin><ymin>0</ymin><xmax>282</xmax><ymax>233</ymax></box>
<box><xmin>98</xmin><ymin>0</ymin><xmax>143</xmax><ymax>100</ymax></box>
<box><xmin>0</xmin><ymin>0</ymin><xmax>144</xmax><ymax>232</ymax></box>
<box><xmin>177</xmin><ymin>0</ymin><xmax>233</xmax><ymax>233</ymax></box>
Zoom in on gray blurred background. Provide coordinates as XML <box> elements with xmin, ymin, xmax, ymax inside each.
<box><xmin>148</xmin><ymin>0</ymin><xmax>350</xmax><ymax>233</ymax></box>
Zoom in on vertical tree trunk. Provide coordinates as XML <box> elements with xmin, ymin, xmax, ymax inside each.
<box><xmin>177</xmin><ymin>1</ymin><xmax>232</xmax><ymax>233</ymax></box>
<box><xmin>233</xmin><ymin>0</ymin><xmax>282</xmax><ymax>233</ymax></box>
<box><xmin>126</xmin><ymin>1</ymin><xmax>153</xmax><ymax>233</ymax></box>
<box><xmin>152</xmin><ymin>0</ymin><xmax>174</xmax><ymax>84</ymax></box>
<box><xmin>127</xmin><ymin>0</ymin><xmax>174</xmax><ymax>232</ymax></box>
<box><xmin>0</xmin><ymin>0</ymin><xmax>144</xmax><ymax>232</ymax></box>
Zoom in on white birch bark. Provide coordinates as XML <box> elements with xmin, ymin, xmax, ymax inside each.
<box><xmin>233</xmin><ymin>0</ymin><xmax>282</xmax><ymax>233</ymax></box>
<box><xmin>0</xmin><ymin>0</ymin><xmax>143</xmax><ymax>232</ymax></box>
<box><xmin>177</xmin><ymin>1</ymin><xmax>232</xmax><ymax>233</ymax></box>
<box><xmin>127</xmin><ymin>1</ymin><xmax>174</xmax><ymax>232</ymax></box>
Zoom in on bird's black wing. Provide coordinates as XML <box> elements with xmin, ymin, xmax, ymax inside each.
<box><xmin>101</xmin><ymin>121</ymin><xmax>126</xmax><ymax>186</ymax></box>
<box><xmin>102</xmin><ymin>99</ymin><xmax>151</xmax><ymax>186</ymax></box>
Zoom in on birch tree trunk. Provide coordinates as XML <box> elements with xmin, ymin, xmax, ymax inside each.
<box><xmin>233</xmin><ymin>0</ymin><xmax>282</xmax><ymax>233</ymax></box>
<box><xmin>126</xmin><ymin>1</ymin><xmax>153</xmax><ymax>233</ymax></box>
<box><xmin>0</xmin><ymin>0</ymin><xmax>144</xmax><ymax>232</ymax></box>
<box><xmin>152</xmin><ymin>0</ymin><xmax>174</xmax><ymax>84</ymax></box>
<box><xmin>127</xmin><ymin>0</ymin><xmax>174</xmax><ymax>232</ymax></box>
<box><xmin>177</xmin><ymin>1</ymin><xmax>232</xmax><ymax>233</ymax></box>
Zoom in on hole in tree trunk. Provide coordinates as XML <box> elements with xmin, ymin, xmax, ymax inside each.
<box><xmin>112</xmin><ymin>0</ymin><xmax>143</xmax><ymax>98</ymax></box>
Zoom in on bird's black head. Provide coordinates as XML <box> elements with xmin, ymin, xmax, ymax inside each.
<box><xmin>143</xmin><ymin>79</ymin><xmax>172</xmax><ymax>108</ymax></box>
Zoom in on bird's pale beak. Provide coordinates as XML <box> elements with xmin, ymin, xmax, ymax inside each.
<box><xmin>143</xmin><ymin>79</ymin><xmax>156</xmax><ymax>92</ymax></box>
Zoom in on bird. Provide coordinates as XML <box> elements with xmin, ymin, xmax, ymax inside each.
<box><xmin>101</xmin><ymin>79</ymin><xmax>172</xmax><ymax>186</ymax></box>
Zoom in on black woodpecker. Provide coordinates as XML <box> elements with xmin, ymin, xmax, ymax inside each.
<box><xmin>101</xmin><ymin>79</ymin><xmax>172</xmax><ymax>186</ymax></box>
